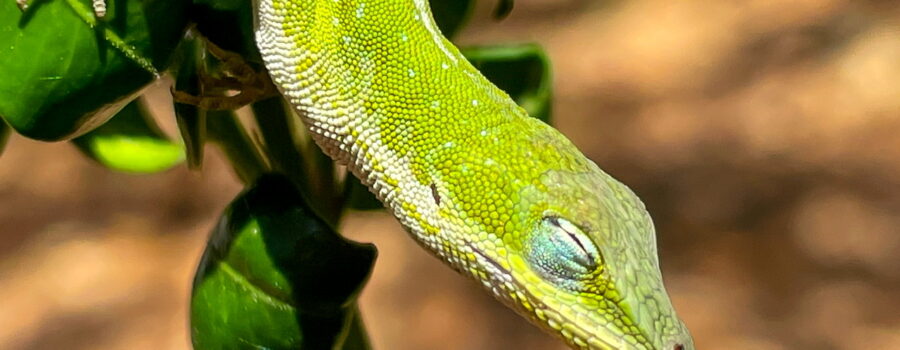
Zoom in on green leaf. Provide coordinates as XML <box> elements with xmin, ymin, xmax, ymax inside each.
<box><xmin>191</xmin><ymin>174</ymin><xmax>376</xmax><ymax>349</ymax></box>
<box><xmin>429</xmin><ymin>0</ymin><xmax>474</xmax><ymax>39</ymax></box>
<box><xmin>463</xmin><ymin>43</ymin><xmax>553</xmax><ymax>124</ymax></box>
<box><xmin>0</xmin><ymin>0</ymin><xmax>190</xmax><ymax>141</ymax></box>
<box><xmin>72</xmin><ymin>98</ymin><xmax>183</xmax><ymax>173</ymax></box>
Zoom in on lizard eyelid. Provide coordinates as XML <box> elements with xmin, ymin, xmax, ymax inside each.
<box><xmin>525</xmin><ymin>216</ymin><xmax>602</xmax><ymax>287</ymax></box>
<box><xmin>546</xmin><ymin>216</ymin><xmax>597</xmax><ymax>264</ymax></box>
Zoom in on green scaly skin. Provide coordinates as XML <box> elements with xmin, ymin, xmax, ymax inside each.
<box><xmin>253</xmin><ymin>1</ymin><xmax>693</xmax><ymax>349</ymax></box>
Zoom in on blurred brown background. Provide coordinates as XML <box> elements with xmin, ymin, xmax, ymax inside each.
<box><xmin>2</xmin><ymin>0</ymin><xmax>899</xmax><ymax>349</ymax></box>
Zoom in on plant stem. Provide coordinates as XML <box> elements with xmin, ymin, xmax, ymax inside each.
<box><xmin>251</xmin><ymin>96</ymin><xmax>346</xmax><ymax>226</ymax></box>
<box><xmin>207</xmin><ymin>110</ymin><xmax>268</xmax><ymax>184</ymax></box>
<box><xmin>0</xmin><ymin>120</ymin><xmax>10</xmax><ymax>156</ymax></box>
<box><xmin>251</xmin><ymin>98</ymin><xmax>312</xmax><ymax>194</ymax></box>
<box><xmin>309</xmin><ymin>135</ymin><xmax>343</xmax><ymax>226</ymax></box>
<box><xmin>341</xmin><ymin>307</ymin><xmax>372</xmax><ymax>350</ymax></box>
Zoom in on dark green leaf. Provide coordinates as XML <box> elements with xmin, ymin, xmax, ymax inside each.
<box><xmin>429</xmin><ymin>0</ymin><xmax>474</xmax><ymax>39</ymax></box>
<box><xmin>72</xmin><ymin>98</ymin><xmax>183</xmax><ymax>173</ymax></box>
<box><xmin>191</xmin><ymin>174</ymin><xmax>376</xmax><ymax>349</ymax></box>
<box><xmin>0</xmin><ymin>0</ymin><xmax>189</xmax><ymax>140</ymax></box>
<box><xmin>463</xmin><ymin>44</ymin><xmax>553</xmax><ymax>124</ymax></box>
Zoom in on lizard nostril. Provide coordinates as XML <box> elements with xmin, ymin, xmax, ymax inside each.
<box><xmin>673</xmin><ymin>344</ymin><xmax>684</xmax><ymax>350</ymax></box>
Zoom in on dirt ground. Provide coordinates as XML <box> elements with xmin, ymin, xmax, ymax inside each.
<box><xmin>2</xmin><ymin>1</ymin><xmax>899</xmax><ymax>349</ymax></box>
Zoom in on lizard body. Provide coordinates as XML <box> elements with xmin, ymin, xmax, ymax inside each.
<box><xmin>253</xmin><ymin>1</ymin><xmax>693</xmax><ymax>349</ymax></box>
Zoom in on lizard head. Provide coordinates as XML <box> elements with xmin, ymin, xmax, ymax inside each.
<box><xmin>468</xmin><ymin>164</ymin><xmax>694</xmax><ymax>350</ymax></box>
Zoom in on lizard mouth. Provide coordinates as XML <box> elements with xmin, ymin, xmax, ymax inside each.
<box><xmin>466</xmin><ymin>242</ymin><xmax>510</xmax><ymax>276</ymax></box>
<box><xmin>464</xmin><ymin>242</ymin><xmax>638</xmax><ymax>350</ymax></box>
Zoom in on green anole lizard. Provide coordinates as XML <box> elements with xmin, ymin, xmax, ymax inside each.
<box><xmin>253</xmin><ymin>1</ymin><xmax>693</xmax><ymax>349</ymax></box>
<box><xmin>12</xmin><ymin>0</ymin><xmax>694</xmax><ymax>347</ymax></box>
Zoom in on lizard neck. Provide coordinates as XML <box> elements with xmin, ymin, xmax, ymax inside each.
<box><xmin>254</xmin><ymin>0</ymin><xmax>521</xmax><ymax>160</ymax></box>
<box><xmin>253</xmin><ymin>0</ymin><xmax>528</xmax><ymax>241</ymax></box>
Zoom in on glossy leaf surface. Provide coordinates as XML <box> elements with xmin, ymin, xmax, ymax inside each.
<box><xmin>73</xmin><ymin>99</ymin><xmax>183</xmax><ymax>173</ymax></box>
<box><xmin>192</xmin><ymin>174</ymin><xmax>376</xmax><ymax>349</ymax></box>
<box><xmin>0</xmin><ymin>0</ymin><xmax>189</xmax><ymax>140</ymax></box>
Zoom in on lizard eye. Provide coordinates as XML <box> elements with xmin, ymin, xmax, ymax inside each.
<box><xmin>525</xmin><ymin>216</ymin><xmax>602</xmax><ymax>287</ymax></box>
